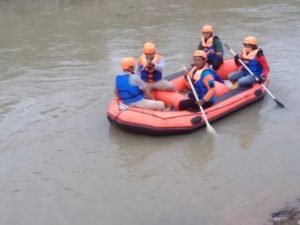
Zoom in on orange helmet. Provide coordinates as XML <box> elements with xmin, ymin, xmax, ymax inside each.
<box><xmin>202</xmin><ymin>25</ymin><xmax>214</xmax><ymax>33</ymax></box>
<box><xmin>243</xmin><ymin>36</ymin><xmax>257</xmax><ymax>46</ymax></box>
<box><xmin>121</xmin><ymin>57</ymin><xmax>135</xmax><ymax>70</ymax></box>
<box><xmin>143</xmin><ymin>42</ymin><xmax>156</xmax><ymax>54</ymax></box>
<box><xmin>193</xmin><ymin>50</ymin><xmax>207</xmax><ymax>60</ymax></box>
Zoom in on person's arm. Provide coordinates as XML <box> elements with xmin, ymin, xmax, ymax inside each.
<box><xmin>202</xmin><ymin>73</ymin><xmax>215</xmax><ymax>102</ymax></box>
<box><xmin>154</xmin><ymin>57</ymin><xmax>164</xmax><ymax>72</ymax></box>
<box><xmin>213</xmin><ymin>37</ymin><xmax>223</xmax><ymax>58</ymax></box>
<box><xmin>130</xmin><ymin>75</ymin><xmax>154</xmax><ymax>99</ymax></box>
<box><xmin>142</xmin><ymin>85</ymin><xmax>154</xmax><ymax>100</ymax></box>
<box><xmin>256</xmin><ymin>49</ymin><xmax>270</xmax><ymax>77</ymax></box>
<box><xmin>197</xmin><ymin>40</ymin><xmax>203</xmax><ymax>50</ymax></box>
<box><xmin>136</xmin><ymin>64</ymin><xmax>142</xmax><ymax>75</ymax></box>
<box><xmin>137</xmin><ymin>56</ymin><xmax>147</xmax><ymax>74</ymax></box>
<box><xmin>130</xmin><ymin>74</ymin><xmax>146</xmax><ymax>88</ymax></box>
<box><xmin>234</xmin><ymin>52</ymin><xmax>242</xmax><ymax>68</ymax></box>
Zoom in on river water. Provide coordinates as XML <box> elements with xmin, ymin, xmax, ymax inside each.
<box><xmin>0</xmin><ymin>0</ymin><xmax>300</xmax><ymax>225</ymax></box>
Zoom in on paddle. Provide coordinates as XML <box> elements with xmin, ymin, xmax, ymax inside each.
<box><xmin>224</xmin><ymin>43</ymin><xmax>285</xmax><ymax>108</ymax></box>
<box><xmin>183</xmin><ymin>66</ymin><xmax>218</xmax><ymax>136</ymax></box>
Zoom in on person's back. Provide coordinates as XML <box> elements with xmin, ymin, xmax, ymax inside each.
<box><xmin>115</xmin><ymin>57</ymin><xmax>166</xmax><ymax>111</ymax></box>
<box><xmin>115</xmin><ymin>73</ymin><xmax>144</xmax><ymax>104</ymax></box>
<box><xmin>115</xmin><ymin>57</ymin><xmax>144</xmax><ymax>104</ymax></box>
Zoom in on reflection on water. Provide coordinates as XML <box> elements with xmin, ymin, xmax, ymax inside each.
<box><xmin>232</xmin><ymin>101</ymin><xmax>263</xmax><ymax>150</ymax></box>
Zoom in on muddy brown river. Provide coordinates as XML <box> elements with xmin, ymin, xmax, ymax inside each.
<box><xmin>0</xmin><ymin>0</ymin><xmax>300</xmax><ymax>224</ymax></box>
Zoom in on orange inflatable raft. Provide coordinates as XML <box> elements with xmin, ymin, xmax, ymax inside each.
<box><xmin>107</xmin><ymin>59</ymin><xmax>268</xmax><ymax>135</ymax></box>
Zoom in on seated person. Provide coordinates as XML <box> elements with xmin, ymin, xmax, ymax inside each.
<box><xmin>179</xmin><ymin>50</ymin><xmax>217</xmax><ymax>111</ymax></box>
<box><xmin>137</xmin><ymin>42</ymin><xmax>176</xmax><ymax>91</ymax></box>
<box><xmin>115</xmin><ymin>57</ymin><xmax>168</xmax><ymax>111</ymax></box>
<box><xmin>228</xmin><ymin>36</ymin><xmax>270</xmax><ymax>88</ymax></box>
<box><xmin>198</xmin><ymin>25</ymin><xmax>224</xmax><ymax>70</ymax></box>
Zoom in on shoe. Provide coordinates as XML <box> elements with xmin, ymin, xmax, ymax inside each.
<box><xmin>231</xmin><ymin>82</ymin><xmax>239</xmax><ymax>89</ymax></box>
<box><xmin>224</xmin><ymin>80</ymin><xmax>238</xmax><ymax>89</ymax></box>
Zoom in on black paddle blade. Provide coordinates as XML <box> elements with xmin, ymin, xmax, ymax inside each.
<box><xmin>275</xmin><ymin>99</ymin><xmax>285</xmax><ymax>108</ymax></box>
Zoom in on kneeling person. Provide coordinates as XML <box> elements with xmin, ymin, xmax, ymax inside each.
<box><xmin>179</xmin><ymin>50</ymin><xmax>216</xmax><ymax>111</ymax></box>
<box><xmin>115</xmin><ymin>57</ymin><xmax>166</xmax><ymax>111</ymax></box>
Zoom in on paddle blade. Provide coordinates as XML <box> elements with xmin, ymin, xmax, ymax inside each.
<box><xmin>206</xmin><ymin>123</ymin><xmax>218</xmax><ymax>137</ymax></box>
<box><xmin>275</xmin><ymin>99</ymin><xmax>285</xmax><ymax>108</ymax></box>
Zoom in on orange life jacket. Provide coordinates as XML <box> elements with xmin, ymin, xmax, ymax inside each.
<box><xmin>241</xmin><ymin>48</ymin><xmax>263</xmax><ymax>76</ymax></box>
<box><xmin>201</xmin><ymin>36</ymin><xmax>214</xmax><ymax>48</ymax></box>
<box><xmin>188</xmin><ymin>65</ymin><xmax>210</xmax><ymax>82</ymax></box>
<box><xmin>241</xmin><ymin>48</ymin><xmax>259</xmax><ymax>62</ymax></box>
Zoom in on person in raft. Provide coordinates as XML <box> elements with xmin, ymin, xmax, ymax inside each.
<box><xmin>137</xmin><ymin>42</ymin><xmax>177</xmax><ymax>91</ymax></box>
<box><xmin>197</xmin><ymin>25</ymin><xmax>224</xmax><ymax>71</ymax></box>
<box><xmin>115</xmin><ymin>57</ymin><xmax>168</xmax><ymax>111</ymax></box>
<box><xmin>228</xmin><ymin>36</ymin><xmax>270</xmax><ymax>88</ymax></box>
<box><xmin>179</xmin><ymin>50</ymin><xmax>218</xmax><ymax>111</ymax></box>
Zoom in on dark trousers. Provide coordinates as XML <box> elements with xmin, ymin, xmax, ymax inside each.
<box><xmin>178</xmin><ymin>92</ymin><xmax>214</xmax><ymax>111</ymax></box>
<box><xmin>207</xmin><ymin>58</ymin><xmax>223</xmax><ymax>70</ymax></box>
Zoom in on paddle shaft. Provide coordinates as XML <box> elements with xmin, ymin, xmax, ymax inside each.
<box><xmin>225</xmin><ymin>43</ymin><xmax>285</xmax><ymax>107</ymax></box>
<box><xmin>186</xmin><ymin>73</ymin><xmax>211</xmax><ymax>128</ymax></box>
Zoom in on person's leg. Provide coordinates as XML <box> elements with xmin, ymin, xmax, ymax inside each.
<box><xmin>179</xmin><ymin>93</ymin><xmax>199</xmax><ymax>111</ymax></box>
<box><xmin>178</xmin><ymin>98</ymin><xmax>195</xmax><ymax>111</ymax></box>
<box><xmin>179</xmin><ymin>98</ymin><xmax>213</xmax><ymax>111</ymax></box>
<box><xmin>211</xmin><ymin>59</ymin><xmax>223</xmax><ymax>71</ymax></box>
<box><xmin>188</xmin><ymin>92</ymin><xmax>196</xmax><ymax>100</ymax></box>
<box><xmin>129</xmin><ymin>98</ymin><xmax>165</xmax><ymax>111</ymax></box>
<box><xmin>202</xmin><ymin>101</ymin><xmax>214</xmax><ymax>109</ymax></box>
<box><xmin>150</xmin><ymin>79</ymin><xmax>177</xmax><ymax>91</ymax></box>
<box><xmin>228</xmin><ymin>70</ymin><xmax>248</xmax><ymax>83</ymax></box>
<box><xmin>237</xmin><ymin>74</ymin><xmax>257</xmax><ymax>87</ymax></box>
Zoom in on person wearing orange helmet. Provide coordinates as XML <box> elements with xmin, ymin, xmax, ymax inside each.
<box><xmin>115</xmin><ymin>57</ymin><xmax>167</xmax><ymax>111</ymax></box>
<box><xmin>137</xmin><ymin>42</ymin><xmax>176</xmax><ymax>91</ymax></box>
<box><xmin>197</xmin><ymin>25</ymin><xmax>224</xmax><ymax>70</ymax></box>
<box><xmin>179</xmin><ymin>50</ymin><xmax>219</xmax><ymax>111</ymax></box>
<box><xmin>228</xmin><ymin>36</ymin><xmax>270</xmax><ymax>88</ymax></box>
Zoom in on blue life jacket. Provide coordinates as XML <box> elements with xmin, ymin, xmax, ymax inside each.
<box><xmin>211</xmin><ymin>69</ymin><xmax>224</xmax><ymax>84</ymax></box>
<box><xmin>241</xmin><ymin>48</ymin><xmax>263</xmax><ymax>78</ymax></box>
<box><xmin>138</xmin><ymin>54</ymin><xmax>163</xmax><ymax>83</ymax></box>
<box><xmin>115</xmin><ymin>73</ymin><xmax>144</xmax><ymax>104</ymax></box>
<box><xmin>193</xmin><ymin>68</ymin><xmax>216</xmax><ymax>103</ymax></box>
<box><xmin>140</xmin><ymin>67</ymin><xmax>162</xmax><ymax>83</ymax></box>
